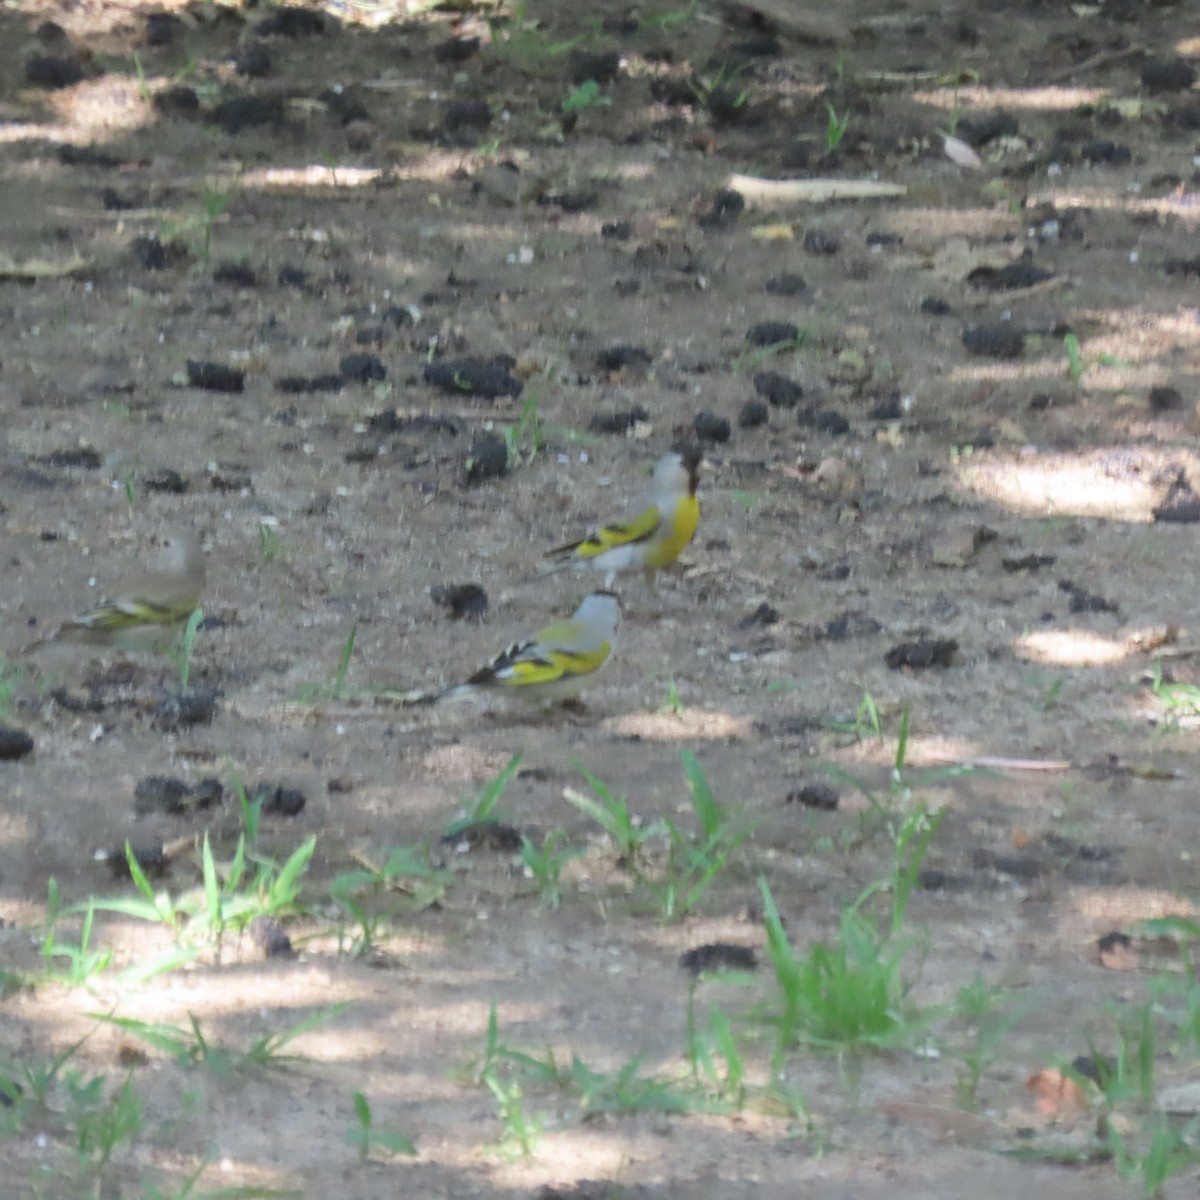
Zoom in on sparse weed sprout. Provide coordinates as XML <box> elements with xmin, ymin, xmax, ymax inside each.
<box><xmin>562</xmin><ymin>80</ymin><xmax>609</xmax><ymax>114</ymax></box>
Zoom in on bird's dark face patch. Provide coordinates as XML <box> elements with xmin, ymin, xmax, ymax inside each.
<box><xmin>671</xmin><ymin>442</ymin><xmax>703</xmax><ymax>492</ymax></box>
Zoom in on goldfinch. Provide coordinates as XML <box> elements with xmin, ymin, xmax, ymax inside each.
<box><xmin>24</xmin><ymin>533</ymin><xmax>205</xmax><ymax>651</ymax></box>
<box><xmin>420</xmin><ymin>591</ymin><xmax>621</xmax><ymax>707</ymax></box>
<box><xmin>544</xmin><ymin>448</ymin><xmax>702</xmax><ymax>586</ymax></box>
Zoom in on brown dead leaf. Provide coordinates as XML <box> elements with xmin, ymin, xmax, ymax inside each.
<box><xmin>1026</xmin><ymin>1068</ymin><xmax>1089</xmax><ymax>1117</ymax></box>
<box><xmin>1097</xmin><ymin>931</ymin><xmax>1138</xmax><ymax>971</ymax></box>
<box><xmin>812</xmin><ymin>456</ymin><xmax>863</xmax><ymax>498</ymax></box>
<box><xmin>0</xmin><ymin>250</ymin><xmax>90</xmax><ymax>279</ymax></box>
<box><xmin>750</xmin><ymin>223</ymin><xmax>795</xmax><ymax>241</ymax></box>
<box><xmin>930</xmin><ymin>237</ymin><xmax>1021</xmax><ymax>282</ymax></box>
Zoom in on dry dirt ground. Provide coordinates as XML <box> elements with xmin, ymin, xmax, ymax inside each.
<box><xmin>2</xmin><ymin>0</ymin><xmax>1200</xmax><ymax>1196</ymax></box>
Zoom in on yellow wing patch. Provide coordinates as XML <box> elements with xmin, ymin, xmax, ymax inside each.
<box><xmin>78</xmin><ymin>599</ymin><xmax>193</xmax><ymax>632</ymax></box>
<box><xmin>551</xmin><ymin>503</ymin><xmax>663</xmax><ymax>561</ymax></box>
<box><xmin>495</xmin><ymin>644</ymin><xmax>611</xmax><ymax>688</ymax></box>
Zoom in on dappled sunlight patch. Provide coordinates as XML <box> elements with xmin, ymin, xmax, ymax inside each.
<box><xmin>0</xmin><ymin>74</ymin><xmax>148</xmax><ymax>145</ymax></box>
<box><xmin>1027</xmin><ymin>186</ymin><xmax>1200</xmax><ymax>223</ymax></box>
<box><xmin>879</xmin><ymin>205</ymin><xmax>1019</xmax><ymax>241</ymax></box>
<box><xmin>604</xmin><ymin>708</ymin><xmax>751</xmax><ymax>741</ymax></box>
<box><xmin>478</xmin><ymin>1127</ymin><xmax>634</xmax><ymax>1188</ymax></box>
<box><xmin>1016</xmin><ymin>628</ymin><xmax>1152</xmax><ymax>667</ymax></box>
<box><xmin>914</xmin><ymin>84</ymin><xmax>1109</xmax><ymax>112</ymax></box>
<box><xmin>241</xmin><ymin>164</ymin><xmax>384</xmax><ymax>189</ymax></box>
<box><xmin>1072</xmin><ymin>886</ymin><xmax>1196</xmax><ymax>926</ymax></box>
<box><xmin>955</xmin><ymin>450</ymin><xmax>1163</xmax><ymax>519</ymax></box>
<box><xmin>420</xmin><ymin>742</ymin><xmax>517</xmax><ymax>783</ymax></box>
<box><xmin>0</xmin><ymin>808</ymin><xmax>36</xmax><ymax>851</ymax></box>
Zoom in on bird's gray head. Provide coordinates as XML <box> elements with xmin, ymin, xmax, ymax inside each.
<box><xmin>576</xmin><ymin>590</ymin><xmax>622</xmax><ymax>639</ymax></box>
<box><xmin>656</xmin><ymin>445</ymin><xmax>703</xmax><ymax>495</ymax></box>
<box><xmin>158</xmin><ymin>533</ymin><xmax>206</xmax><ymax>582</ymax></box>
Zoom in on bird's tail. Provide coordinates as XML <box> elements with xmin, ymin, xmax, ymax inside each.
<box><xmin>400</xmin><ymin>683</ymin><xmax>474</xmax><ymax>706</ymax></box>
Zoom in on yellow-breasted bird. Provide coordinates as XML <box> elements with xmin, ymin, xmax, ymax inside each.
<box><xmin>417</xmin><ymin>591</ymin><xmax>621</xmax><ymax>707</ymax></box>
<box><xmin>544</xmin><ymin>447</ymin><xmax>702</xmax><ymax>587</ymax></box>
<box><xmin>23</xmin><ymin>533</ymin><xmax>205</xmax><ymax>652</ymax></box>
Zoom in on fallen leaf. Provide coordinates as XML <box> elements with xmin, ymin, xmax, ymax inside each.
<box><xmin>1027</xmin><ymin>1068</ymin><xmax>1089</xmax><ymax>1117</ymax></box>
<box><xmin>943</xmin><ymin>134</ymin><xmax>983</xmax><ymax>170</ymax></box>
<box><xmin>0</xmin><ymin>251</ymin><xmax>90</xmax><ymax>279</ymax></box>
<box><xmin>750</xmin><ymin>223</ymin><xmax>795</xmax><ymax>241</ymax></box>
<box><xmin>728</xmin><ymin>174</ymin><xmax>907</xmax><ymax>207</ymax></box>
<box><xmin>1096</xmin><ymin>931</ymin><xmax>1138</xmax><ymax>971</ymax></box>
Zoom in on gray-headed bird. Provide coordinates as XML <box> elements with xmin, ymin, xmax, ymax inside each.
<box><xmin>416</xmin><ymin>591</ymin><xmax>621</xmax><ymax>707</ymax></box>
<box><xmin>23</xmin><ymin>533</ymin><xmax>205</xmax><ymax>652</ymax></box>
<box><xmin>543</xmin><ymin>448</ymin><xmax>702</xmax><ymax>587</ymax></box>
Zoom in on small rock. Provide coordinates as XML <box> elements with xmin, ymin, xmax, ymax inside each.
<box><xmin>746</xmin><ymin>320</ymin><xmax>799</xmax><ymax>347</ymax></box>
<box><xmin>431</xmin><ymin>583</ymin><xmax>488</xmax><ymax>620</ymax></box>
<box><xmin>1059</xmin><ymin>580</ymin><xmax>1119</xmax><ymax>613</ymax></box>
<box><xmin>697</xmin><ymin>188</ymin><xmax>744</xmax><ymax>231</ymax></box>
<box><xmin>596</xmin><ymin>344</ymin><xmax>652</xmax><ymax>373</ymax></box>
<box><xmin>132</xmin><ymin>235</ymin><xmax>189</xmax><ymax>270</ymax></box>
<box><xmin>786</xmin><ymin>782</ymin><xmax>838</xmax><ymax>810</ymax></box>
<box><xmin>41</xmin><ymin>447</ymin><xmax>102</xmax><ymax>469</ymax></box>
<box><xmin>1081</xmin><ymin>140</ymin><xmax>1131</xmax><ymax>166</ymax></box>
<box><xmin>213</xmin><ymin>261</ymin><xmax>257</xmax><ymax>288</ymax></box>
<box><xmin>425</xmin><ymin>359</ymin><xmax>522</xmax><ymax>400</ymax></box>
<box><xmin>144</xmin><ymin>13</ymin><xmax>181</xmax><ymax>46</ymax></box>
<box><xmin>569</xmin><ymin>50</ymin><xmax>620</xmax><ymax>84</ymax></box>
<box><xmin>967</xmin><ymin>256</ymin><xmax>1053</xmax><ymax>290</ymax></box>
<box><xmin>736</xmin><ymin>602</ymin><xmax>778</xmax><ymax>629</ymax></box>
<box><xmin>339</xmin><ymin>353</ymin><xmax>387</xmax><ymax>384</ymax></box>
<box><xmin>153</xmin><ymin>687</ymin><xmax>219</xmax><ymax>730</ymax></box>
<box><xmin>106</xmin><ymin>843</ymin><xmax>169</xmax><ymax>880</ymax></box>
<box><xmin>0</xmin><ymin>728</ymin><xmax>34</xmax><ymax>761</ymax></box>
<box><xmin>962</xmin><ymin>324</ymin><xmax>1024</xmax><ymax>359</ymax></box>
<box><xmin>920</xmin><ymin>296</ymin><xmax>952</xmax><ymax>316</ymax></box>
<box><xmin>25</xmin><ymin>55</ymin><xmax>85</xmax><ymax>89</ymax></box>
<box><xmin>443</xmin><ymin>99</ymin><xmax>492</xmax><ymax>131</ymax></box>
<box><xmin>234</xmin><ymin>41</ymin><xmax>273</xmax><ymax>77</ymax></box>
<box><xmin>186</xmin><ymin>361</ymin><xmax>245</xmax><ymax>393</ymax></box>
<box><xmin>601</xmin><ymin>220</ymin><xmax>633</xmax><ymax>240</ymax></box>
<box><xmin>1148</xmin><ymin>385</ymin><xmax>1183</xmax><ymax>413</ymax></box>
<box><xmin>764</xmin><ymin>273</ymin><xmax>808</xmax><ymax>297</ymax></box>
<box><xmin>465</xmin><ymin>432</ymin><xmax>508</xmax><ymax>484</ymax></box>
<box><xmin>803</xmin><ymin>407</ymin><xmax>850</xmax><ymax>436</ymax></box>
<box><xmin>884</xmin><ymin>639</ymin><xmax>958</xmax><ymax>670</ymax></box>
<box><xmin>142</xmin><ymin>468</ymin><xmax>188</xmax><ymax>494</ymax></box>
<box><xmin>955</xmin><ymin>111</ymin><xmax>1019</xmax><ymax>147</ymax></box>
<box><xmin>738</xmin><ymin>400</ymin><xmax>768</xmax><ymax>429</ymax></box>
<box><xmin>679</xmin><ymin>943</ymin><xmax>757</xmax><ymax>975</ymax></box>
<box><xmin>152</xmin><ymin>86</ymin><xmax>200</xmax><ymax>118</ymax></box>
<box><xmin>434</xmin><ymin>36</ymin><xmax>480</xmax><ymax>63</ymax></box>
<box><xmin>1002</xmin><ymin>553</ymin><xmax>1056</xmax><ymax>572</ymax></box>
<box><xmin>250</xmin><ymin>915</ymin><xmax>296</xmax><ymax>958</ymax></box>
<box><xmin>588</xmin><ymin>406</ymin><xmax>650</xmax><ymax>434</ymax></box>
<box><xmin>1141</xmin><ymin>58</ymin><xmax>1198</xmax><ymax>93</ymax></box>
<box><xmin>252</xmin><ymin>784</ymin><xmax>306</xmax><ymax>817</ymax></box>
<box><xmin>133</xmin><ymin>776</ymin><xmax>190</xmax><ymax>816</ymax></box>
<box><xmin>694</xmin><ymin>411</ymin><xmax>731</xmax><ymax>443</ymax></box>
<box><xmin>254</xmin><ymin>6</ymin><xmax>329</xmax><ymax>35</ymax></box>
<box><xmin>1153</xmin><ymin>472</ymin><xmax>1200</xmax><ymax>524</ymax></box>
<box><xmin>753</xmin><ymin>370</ymin><xmax>803</xmax><ymax>408</ymax></box>
<box><xmin>277</xmin><ymin>374</ymin><xmax>343</xmax><ymax>394</ymax></box>
<box><xmin>441</xmin><ymin>821</ymin><xmax>522</xmax><ymax>851</ymax></box>
<box><xmin>212</xmin><ymin>95</ymin><xmax>284</xmax><ymax>134</ymax></box>
<box><xmin>803</xmin><ymin>230</ymin><xmax>840</xmax><ymax>255</ymax></box>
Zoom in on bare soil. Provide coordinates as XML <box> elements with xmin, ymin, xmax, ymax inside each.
<box><xmin>2</xmin><ymin>0</ymin><xmax>1200</xmax><ymax>1196</ymax></box>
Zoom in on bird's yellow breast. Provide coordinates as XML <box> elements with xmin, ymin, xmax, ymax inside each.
<box><xmin>644</xmin><ymin>494</ymin><xmax>699</xmax><ymax>570</ymax></box>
